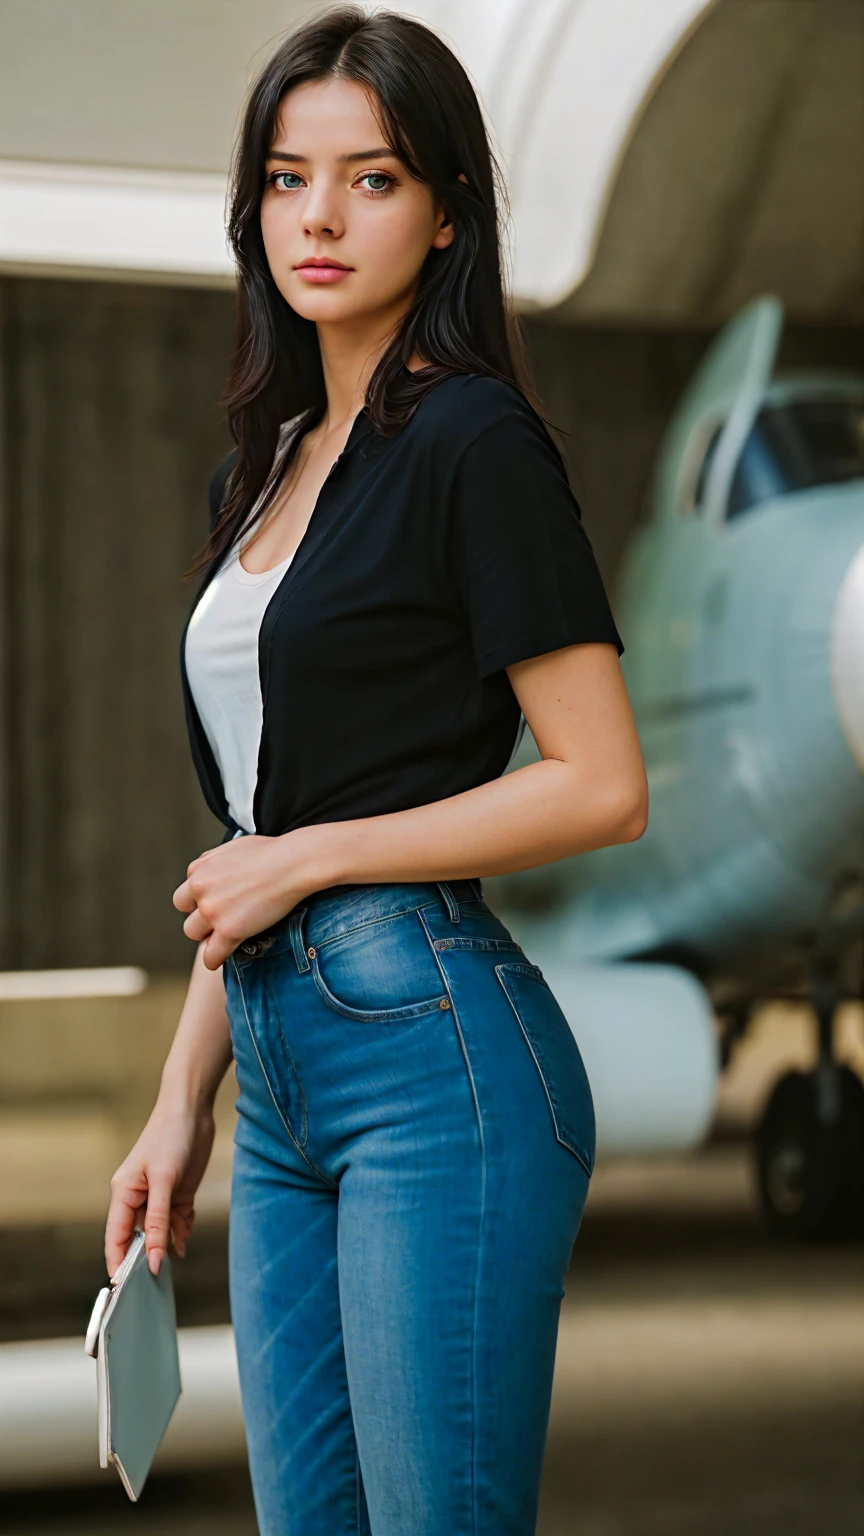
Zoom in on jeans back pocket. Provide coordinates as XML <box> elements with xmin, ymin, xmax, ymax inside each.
<box><xmin>495</xmin><ymin>962</ymin><xmax>596</xmax><ymax>1177</ymax></box>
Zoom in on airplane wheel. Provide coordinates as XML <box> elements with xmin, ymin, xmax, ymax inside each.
<box><xmin>755</xmin><ymin>1067</ymin><xmax>864</xmax><ymax>1240</ymax></box>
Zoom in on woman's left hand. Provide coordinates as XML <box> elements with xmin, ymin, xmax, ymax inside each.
<box><xmin>173</xmin><ymin>829</ymin><xmax>329</xmax><ymax>970</ymax></box>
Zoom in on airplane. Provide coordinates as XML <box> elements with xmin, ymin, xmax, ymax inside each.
<box><xmin>486</xmin><ymin>295</ymin><xmax>864</xmax><ymax>1240</ymax></box>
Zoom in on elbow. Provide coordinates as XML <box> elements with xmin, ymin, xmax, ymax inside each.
<box><xmin>619</xmin><ymin>798</ymin><xmax>649</xmax><ymax>843</ymax></box>
<box><xmin>604</xmin><ymin>776</ymin><xmax>649</xmax><ymax>845</ymax></box>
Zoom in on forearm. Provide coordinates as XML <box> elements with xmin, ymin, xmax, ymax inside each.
<box><xmin>311</xmin><ymin>754</ymin><xmax>643</xmax><ymax>890</ymax></box>
<box><xmin>158</xmin><ymin>943</ymin><xmax>234</xmax><ymax>1111</ymax></box>
<box><xmin>175</xmin><ymin>644</ymin><xmax>648</xmax><ymax>969</ymax></box>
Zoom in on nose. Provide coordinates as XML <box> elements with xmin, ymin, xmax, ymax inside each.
<box><xmin>830</xmin><ymin>541</ymin><xmax>864</xmax><ymax>770</ymax></box>
<box><xmin>302</xmin><ymin>177</ymin><xmax>343</xmax><ymax>239</ymax></box>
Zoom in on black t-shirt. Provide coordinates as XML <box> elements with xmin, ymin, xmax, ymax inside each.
<box><xmin>180</xmin><ymin>370</ymin><xmax>624</xmax><ymax>840</ymax></box>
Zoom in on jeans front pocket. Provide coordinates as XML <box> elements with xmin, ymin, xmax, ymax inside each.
<box><xmin>495</xmin><ymin>962</ymin><xmax>596</xmax><ymax>1177</ymax></box>
<box><xmin>311</xmin><ymin>908</ymin><xmax>450</xmax><ymax>1022</ymax></box>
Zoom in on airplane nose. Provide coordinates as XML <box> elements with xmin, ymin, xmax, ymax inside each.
<box><xmin>831</xmin><ymin>542</ymin><xmax>864</xmax><ymax>771</ymax></box>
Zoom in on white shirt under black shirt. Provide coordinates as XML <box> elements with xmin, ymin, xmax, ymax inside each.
<box><xmin>184</xmin><ymin>535</ymin><xmax>295</xmax><ymax>834</ymax></box>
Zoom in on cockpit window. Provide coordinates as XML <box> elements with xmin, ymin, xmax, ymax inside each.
<box><xmin>728</xmin><ymin>398</ymin><xmax>864</xmax><ymax>519</ymax></box>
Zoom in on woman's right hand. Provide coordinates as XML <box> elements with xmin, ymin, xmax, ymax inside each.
<box><xmin>105</xmin><ymin>1098</ymin><xmax>217</xmax><ymax>1279</ymax></box>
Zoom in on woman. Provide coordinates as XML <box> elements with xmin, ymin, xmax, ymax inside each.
<box><xmin>105</xmin><ymin>8</ymin><xmax>648</xmax><ymax>1533</ymax></box>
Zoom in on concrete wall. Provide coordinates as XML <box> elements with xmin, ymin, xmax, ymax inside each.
<box><xmin>0</xmin><ymin>273</ymin><xmax>860</xmax><ymax>968</ymax></box>
<box><xmin>0</xmin><ymin>278</ymin><xmax>231</xmax><ymax>970</ymax></box>
<box><xmin>0</xmin><ymin>0</ymin><xmax>311</xmax><ymax>173</ymax></box>
<box><xmin>556</xmin><ymin>0</ymin><xmax>864</xmax><ymax>327</ymax></box>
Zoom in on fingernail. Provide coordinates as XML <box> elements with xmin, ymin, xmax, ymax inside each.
<box><xmin>148</xmin><ymin>1248</ymin><xmax>162</xmax><ymax>1276</ymax></box>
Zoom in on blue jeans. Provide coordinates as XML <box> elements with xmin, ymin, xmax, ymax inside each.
<box><xmin>224</xmin><ymin>877</ymin><xmax>595</xmax><ymax>1536</ymax></box>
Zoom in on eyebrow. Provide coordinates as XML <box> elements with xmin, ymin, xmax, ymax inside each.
<box><xmin>265</xmin><ymin>147</ymin><xmax>400</xmax><ymax>164</ymax></box>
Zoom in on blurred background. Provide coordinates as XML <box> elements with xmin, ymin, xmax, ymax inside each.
<box><xmin>0</xmin><ymin>1</ymin><xmax>862</xmax><ymax>1531</ymax></box>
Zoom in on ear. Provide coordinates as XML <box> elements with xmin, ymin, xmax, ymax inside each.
<box><xmin>431</xmin><ymin>172</ymin><xmax>469</xmax><ymax>250</ymax></box>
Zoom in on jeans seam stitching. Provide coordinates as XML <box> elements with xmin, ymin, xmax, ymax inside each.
<box><xmin>310</xmin><ymin>952</ymin><xmax>446</xmax><ymax>1022</ymax></box>
<box><xmin>312</xmin><ymin>899</ymin><xmax>441</xmax><ymax>954</ymax></box>
<box><xmin>494</xmin><ymin>963</ymin><xmax>593</xmax><ymax>1177</ymax></box>
<box><xmin>230</xmin><ymin>958</ymin><xmax>339</xmax><ymax>1189</ymax></box>
<box><xmin>433</xmin><ymin>937</ymin><xmax>522</xmax><ymax>954</ymax></box>
<box><xmin>265</xmin><ymin>968</ymin><xmax>310</xmax><ymax>1148</ymax></box>
<box><xmin>418</xmin><ymin>907</ymin><xmax>482</xmax><ymax>1533</ymax></box>
<box><xmin>248</xmin><ymin>898</ymin><xmax>461</xmax><ymax>967</ymax></box>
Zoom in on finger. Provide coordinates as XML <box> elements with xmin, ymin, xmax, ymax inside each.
<box><xmin>203</xmin><ymin>929</ymin><xmax>236</xmax><ymax>970</ymax></box>
<box><xmin>170</xmin><ymin>1201</ymin><xmax>196</xmax><ymax>1259</ymax></box>
<box><xmin>173</xmin><ymin>878</ymin><xmax>197</xmax><ymax>914</ymax></box>
<box><xmin>144</xmin><ymin>1175</ymin><xmax>175</xmax><ymax>1276</ymax></box>
<box><xmin>105</xmin><ymin>1185</ymin><xmax>146</xmax><ymax>1277</ymax></box>
<box><xmin>184</xmin><ymin>908</ymin><xmax>214</xmax><ymax>943</ymax></box>
<box><xmin>187</xmin><ymin>846</ymin><xmax>220</xmax><ymax>878</ymax></box>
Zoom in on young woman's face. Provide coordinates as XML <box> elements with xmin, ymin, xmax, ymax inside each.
<box><xmin>260</xmin><ymin>77</ymin><xmax>455</xmax><ymax>327</ymax></box>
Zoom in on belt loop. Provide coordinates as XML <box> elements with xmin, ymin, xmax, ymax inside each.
<box><xmin>436</xmin><ymin>882</ymin><xmax>462</xmax><ymax>925</ymax></box>
<box><xmin>288</xmin><ymin>906</ymin><xmax>310</xmax><ymax>973</ymax></box>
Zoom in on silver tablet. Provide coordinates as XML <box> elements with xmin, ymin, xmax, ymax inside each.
<box><xmin>85</xmin><ymin>1230</ymin><xmax>182</xmax><ymax>1501</ymax></box>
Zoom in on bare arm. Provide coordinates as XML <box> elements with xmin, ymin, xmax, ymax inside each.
<box><xmin>156</xmin><ymin>943</ymin><xmax>234</xmax><ymax>1109</ymax></box>
<box><xmin>104</xmin><ymin>943</ymin><xmax>233</xmax><ymax>1277</ymax></box>
<box><xmin>175</xmin><ymin>642</ymin><xmax>649</xmax><ymax>969</ymax></box>
<box><xmin>328</xmin><ymin>642</ymin><xmax>646</xmax><ymax>880</ymax></box>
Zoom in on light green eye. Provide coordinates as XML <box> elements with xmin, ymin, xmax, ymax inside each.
<box><xmin>357</xmin><ymin>172</ymin><xmax>396</xmax><ymax>197</ymax></box>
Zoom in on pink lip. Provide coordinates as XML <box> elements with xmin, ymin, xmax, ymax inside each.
<box><xmin>295</xmin><ymin>259</ymin><xmax>353</xmax><ymax>284</ymax></box>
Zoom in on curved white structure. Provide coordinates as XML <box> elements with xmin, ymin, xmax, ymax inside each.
<box><xmin>414</xmin><ymin>0</ymin><xmax>715</xmax><ymax>308</ymax></box>
<box><xmin>0</xmin><ymin>0</ymin><xmax>720</xmax><ymax>301</ymax></box>
<box><xmin>0</xmin><ymin>160</ymin><xmax>233</xmax><ymax>287</ymax></box>
<box><xmin>2</xmin><ymin>1</ymin><xmax>860</xmax><ymax>324</ymax></box>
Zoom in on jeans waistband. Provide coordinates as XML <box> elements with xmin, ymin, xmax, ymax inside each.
<box><xmin>233</xmin><ymin>878</ymin><xmax>484</xmax><ymax>969</ymax></box>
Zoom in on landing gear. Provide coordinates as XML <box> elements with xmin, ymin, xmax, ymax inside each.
<box><xmin>756</xmin><ymin>1064</ymin><xmax>864</xmax><ymax>1239</ymax></box>
<box><xmin>755</xmin><ymin>955</ymin><xmax>864</xmax><ymax>1239</ymax></box>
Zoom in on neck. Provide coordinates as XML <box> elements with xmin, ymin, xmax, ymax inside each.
<box><xmin>315</xmin><ymin>313</ymin><xmax>423</xmax><ymax>431</ymax></box>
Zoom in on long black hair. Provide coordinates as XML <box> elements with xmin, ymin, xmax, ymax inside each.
<box><xmin>189</xmin><ymin>3</ymin><xmax>545</xmax><ymax>582</ymax></box>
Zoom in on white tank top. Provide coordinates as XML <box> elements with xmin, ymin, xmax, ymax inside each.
<box><xmin>184</xmin><ymin>538</ymin><xmax>294</xmax><ymax>834</ymax></box>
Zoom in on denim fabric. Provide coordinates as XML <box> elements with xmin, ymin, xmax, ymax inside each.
<box><xmin>224</xmin><ymin>878</ymin><xmax>595</xmax><ymax>1536</ymax></box>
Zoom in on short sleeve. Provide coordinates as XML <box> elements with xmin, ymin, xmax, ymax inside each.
<box><xmin>450</xmin><ymin>399</ymin><xmax>624</xmax><ymax>679</ymax></box>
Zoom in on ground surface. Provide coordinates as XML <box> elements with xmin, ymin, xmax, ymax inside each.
<box><xmin>2</xmin><ymin>1142</ymin><xmax>862</xmax><ymax>1535</ymax></box>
